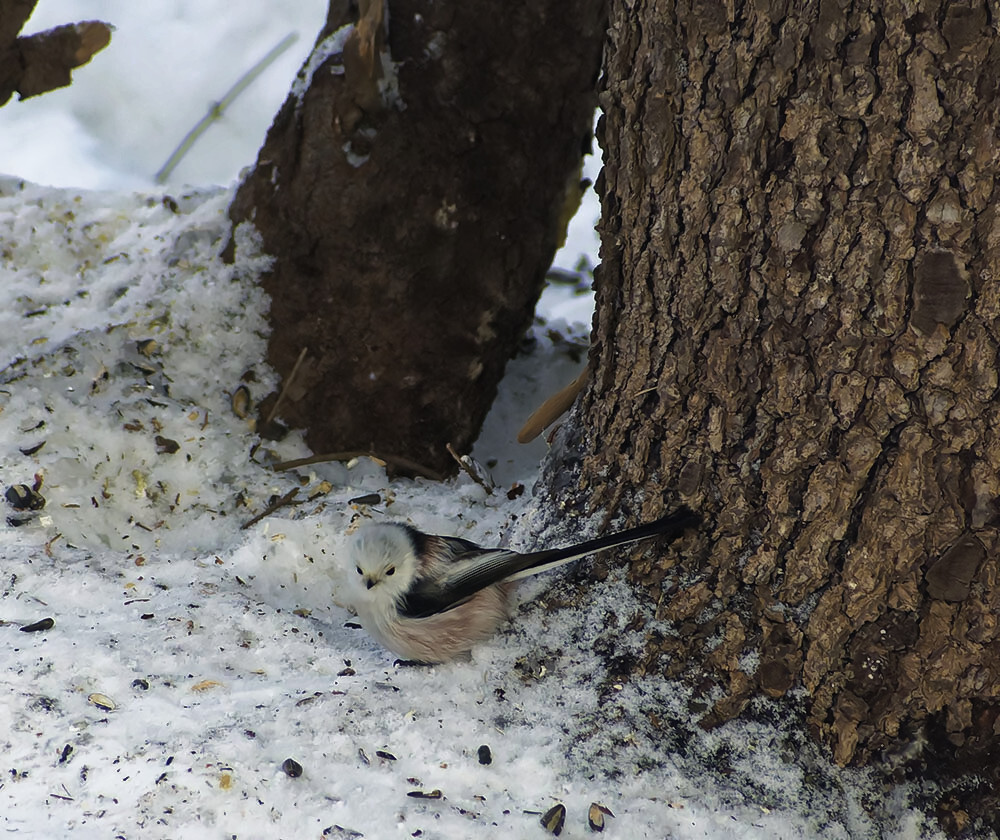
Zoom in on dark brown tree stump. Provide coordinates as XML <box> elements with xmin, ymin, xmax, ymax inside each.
<box><xmin>228</xmin><ymin>0</ymin><xmax>605</xmax><ymax>475</ymax></box>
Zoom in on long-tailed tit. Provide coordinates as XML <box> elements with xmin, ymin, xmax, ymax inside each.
<box><xmin>342</xmin><ymin>508</ymin><xmax>701</xmax><ymax>663</ymax></box>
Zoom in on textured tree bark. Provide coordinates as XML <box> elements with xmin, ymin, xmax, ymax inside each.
<box><xmin>0</xmin><ymin>0</ymin><xmax>111</xmax><ymax>106</ymax></box>
<box><xmin>228</xmin><ymin>0</ymin><xmax>604</xmax><ymax>475</ymax></box>
<box><xmin>573</xmin><ymin>0</ymin><xmax>1000</xmax><ymax>830</ymax></box>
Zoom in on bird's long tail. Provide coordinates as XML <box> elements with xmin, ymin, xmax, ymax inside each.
<box><xmin>502</xmin><ymin>506</ymin><xmax>701</xmax><ymax>582</ymax></box>
<box><xmin>401</xmin><ymin>507</ymin><xmax>702</xmax><ymax>619</ymax></box>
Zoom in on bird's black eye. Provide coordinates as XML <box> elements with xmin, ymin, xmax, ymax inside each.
<box><xmin>356</xmin><ymin>566</ymin><xmax>363</xmax><ymax>575</ymax></box>
<box><xmin>386</xmin><ymin>566</ymin><xmax>395</xmax><ymax>576</ymax></box>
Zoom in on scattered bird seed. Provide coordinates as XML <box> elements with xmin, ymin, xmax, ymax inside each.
<box><xmin>406</xmin><ymin>789</ymin><xmax>442</xmax><ymax>799</ymax></box>
<box><xmin>131</xmin><ymin>679</ymin><xmax>149</xmax><ymax>691</ymax></box>
<box><xmin>588</xmin><ymin>802</ymin><xmax>614</xmax><ymax>831</ymax></box>
<box><xmin>87</xmin><ymin>693</ymin><xmax>116</xmax><ymax>711</ymax></box>
<box><xmin>540</xmin><ymin>803</ymin><xmax>566</xmax><ymax>836</ymax></box>
<box><xmin>19</xmin><ymin>617</ymin><xmax>54</xmax><ymax>632</ymax></box>
<box><xmin>231</xmin><ymin>384</ymin><xmax>252</xmax><ymax>419</ymax></box>
<box><xmin>375</xmin><ymin>750</ymin><xmax>397</xmax><ymax>761</ymax></box>
<box><xmin>348</xmin><ymin>492</ymin><xmax>381</xmax><ymax>506</ymax></box>
<box><xmin>5</xmin><ymin>484</ymin><xmax>45</xmax><ymax>511</ymax></box>
<box><xmin>477</xmin><ymin>745</ymin><xmax>492</xmax><ymax>765</ymax></box>
<box><xmin>309</xmin><ymin>480</ymin><xmax>333</xmax><ymax>500</ymax></box>
<box><xmin>323</xmin><ymin>825</ymin><xmax>363</xmax><ymax>838</ymax></box>
<box><xmin>281</xmin><ymin>758</ymin><xmax>303</xmax><ymax>778</ymax></box>
<box><xmin>154</xmin><ymin>435</ymin><xmax>180</xmax><ymax>455</ymax></box>
<box><xmin>129</xmin><ymin>360</ymin><xmax>158</xmax><ymax>377</ymax></box>
<box><xmin>29</xmin><ymin>696</ymin><xmax>58</xmax><ymax>712</ymax></box>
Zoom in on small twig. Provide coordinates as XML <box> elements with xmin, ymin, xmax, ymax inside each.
<box><xmin>446</xmin><ymin>443</ymin><xmax>494</xmax><ymax>495</ymax></box>
<box><xmin>265</xmin><ymin>346</ymin><xmax>309</xmax><ymax>426</ymax></box>
<box><xmin>44</xmin><ymin>532</ymin><xmax>62</xmax><ymax>558</ymax></box>
<box><xmin>273</xmin><ymin>452</ymin><xmax>444</xmax><ymax>481</ymax></box>
<box><xmin>155</xmin><ymin>32</ymin><xmax>299</xmax><ymax>183</ymax></box>
<box><xmin>47</xmin><ymin>782</ymin><xmax>74</xmax><ymax>801</ymax></box>
<box><xmin>517</xmin><ymin>365</ymin><xmax>589</xmax><ymax>443</ymax></box>
<box><xmin>240</xmin><ymin>487</ymin><xmax>300</xmax><ymax>530</ymax></box>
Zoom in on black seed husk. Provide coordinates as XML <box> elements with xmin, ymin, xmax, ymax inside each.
<box><xmin>6</xmin><ymin>484</ymin><xmax>45</xmax><ymax>510</ymax></box>
<box><xmin>349</xmin><ymin>492</ymin><xmax>381</xmax><ymax>506</ymax></box>
<box><xmin>19</xmin><ymin>617</ymin><xmax>54</xmax><ymax>632</ymax></box>
<box><xmin>406</xmin><ymin>789</ymin><xmax>442</xmax><ymax>799</ymax></box>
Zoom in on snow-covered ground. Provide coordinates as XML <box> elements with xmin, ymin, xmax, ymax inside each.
<box><xmin>0</xmin><ymin>3</ymin><xmax>948</xmax><ymax>839</ymax></box>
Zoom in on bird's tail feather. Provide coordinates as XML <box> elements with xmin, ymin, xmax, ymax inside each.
<box><xmin>403</xmin><ymin>508</ymin><xmax>702</xmax><ymax>619</ymax></box>
<box><xmin>502</xmin><ymin>507</ymin><xmax>701</xmax><ymax>582</ymax></box>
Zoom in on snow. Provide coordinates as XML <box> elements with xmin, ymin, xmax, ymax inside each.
<box><xmin>292</xmin><ymin>25</ymin><xmax>355</xmax><ymax>100</ymax></box>
<box><xmin>0</xmin><ymin>3</ymin><xmax>950</xmax><ymax>839</ymax></box>
<box><xmin>0</xmin><ymin>1</ymin><xmax>330</xmax><ymax>190</ymax></box>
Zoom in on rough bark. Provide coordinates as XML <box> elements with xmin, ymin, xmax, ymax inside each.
<box><xmin>574</xmin><ymin>0</ymin><xmax>1000</xmax><ymax>830</ymax></box>
<box><xmin>228</xmin><ymin>0</ymin><xmax>604</xmax><ymax>475</ymax></box>
<box><xmin>0</xmin><ymin>0</ymin><xmax>111</xmax><ymax>106</ymax></box>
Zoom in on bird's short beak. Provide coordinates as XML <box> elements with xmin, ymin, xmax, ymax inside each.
<box><xmin>365</xmin><ymin>576</ymin><xmax>375</xmax><ymax>590</ymax></box>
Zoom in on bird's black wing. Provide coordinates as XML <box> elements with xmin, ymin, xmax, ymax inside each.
<box><xmin>398</xmin><ymin>548</ymin><xmax>524</xmax><ymax>618</ymax></box>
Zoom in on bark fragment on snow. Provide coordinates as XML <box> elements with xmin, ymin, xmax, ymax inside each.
<box><xmin>0</xmin><ymin>1</ymin><xmax>110</xmax><ymax>107</ymax></box>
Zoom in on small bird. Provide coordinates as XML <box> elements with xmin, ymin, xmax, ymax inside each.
<box><xmin>341</xmin><ymin>507</ymin><xmax>700</xmax><ymax>663</ymax></box>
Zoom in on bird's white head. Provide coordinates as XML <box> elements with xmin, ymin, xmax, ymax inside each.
<box><xmin>344</xmin><ymin>522</ymin><xmax>419</xmax><ymax>607</ymax></box>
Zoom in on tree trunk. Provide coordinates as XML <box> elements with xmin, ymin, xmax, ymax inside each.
<box><xmin>571</xmin><ymin>0</ymin><xmax>1000</xmax><ymax>830</ymax></box>
<box><xmin>228</xmin><ymin>0</ymin><xmax>604</xmax><ymax>476</ymax></box>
